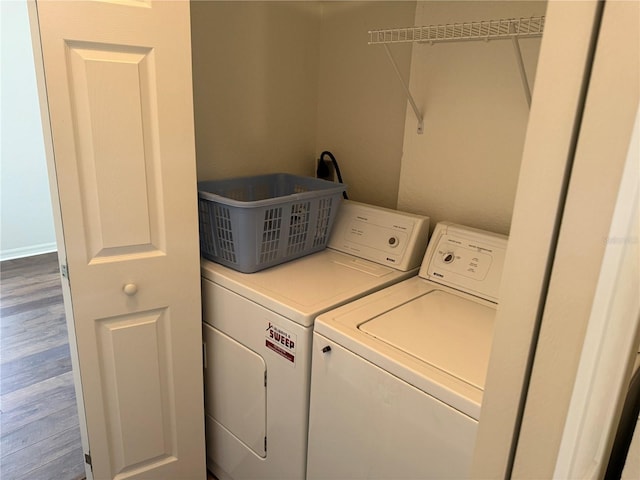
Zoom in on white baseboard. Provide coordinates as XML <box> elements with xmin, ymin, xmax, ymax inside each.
<box><xmin>0</xmin><ymin>242</ymin><xmax>58</xmax><ymax>262</ymax></box>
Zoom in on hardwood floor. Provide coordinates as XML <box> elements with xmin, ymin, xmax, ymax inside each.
<box><xmin>1</xmin><ymin>253</ymin><xmax>85</xmax><ymax>480</ymax></box>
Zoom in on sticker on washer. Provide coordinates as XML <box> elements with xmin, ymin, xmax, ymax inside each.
<box><xmin>265</xmin><ymin>322</ymin><xmax>296</xmax><ymax>364</ymax></box>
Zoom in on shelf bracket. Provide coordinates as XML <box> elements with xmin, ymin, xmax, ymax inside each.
<box><xmin>510</xmin><ymin>28</ymin><xmax>532</xmax><ymax>107</ymax></box>
<box><xmin>383</xmin><ymin>44</ymin><xmax>424</xmax><ymax>134</ymax></box>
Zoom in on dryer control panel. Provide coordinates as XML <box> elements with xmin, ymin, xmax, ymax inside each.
<box><xmin>419</xmin><ymin>222</ymin><xmax>508</xmax><ymax>303</ymax></box>
<box><xmin>328</xmin><ymin>201</ymin><xmax>430</xmax><ymax>271</ymax></box>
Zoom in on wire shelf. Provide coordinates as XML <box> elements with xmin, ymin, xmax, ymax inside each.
<box><xmin>368</xmin><ymin>16</ymin><xmax>545</xmax><ymax>45</ymax></box>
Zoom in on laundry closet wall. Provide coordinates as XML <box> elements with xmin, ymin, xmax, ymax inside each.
<box><xmin>315</xmin><ymin>1</ymin><xmax>415</xmax><ymax>208</ymax></box>
<box><xmin>190</xmin><ymin>1</ymin><xmax>415</xmax><ymax>209</ymax></box>
<box><xmin>397</xmin><ymin>1</ymin><xmax>547</xmax><ymax>234</ymax></box>
<box><xmin>191</xmin><ymin>1</ymin><xmax>322</xmax><ymax>181</ymax></box>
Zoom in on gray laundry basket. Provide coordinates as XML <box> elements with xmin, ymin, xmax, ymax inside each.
<box><xmin>198</xmin><ymin>173</ymin><xmax>346</xmax><ymax>273</ymax></box>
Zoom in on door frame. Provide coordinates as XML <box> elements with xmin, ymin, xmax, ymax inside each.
<box><xmin>512</xmin><ymin>0</ymin><xmax>640</xmax><ymax>474</ymax></box>
<box><xmin>471</xmin><ymin>1</ymin><xmax>604</xmax><ymax>475</ymax></box>
<box><xmin>472</xmin><ymin>0</ymin><xmax>640</xmax><ymax>477</ymax></box>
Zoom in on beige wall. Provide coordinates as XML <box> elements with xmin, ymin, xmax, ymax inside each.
<box><xmin>398</xmin><ymin>1</ymin><xmax>547</xmax><ymax>234</ymax></box>
<box><xmin>191</xmin><ymin>1</ymin><xmax>415</xmax><ymax>209</ymax></box>
<box><xmin>191</xmin><ymin>1</ymin><xmax>322</xmax><ymax>181</ymax></box>
<box><xmin>315</xmin><ymin>1</ymin><xmax>416</xmax><ymax>208</ymax></box>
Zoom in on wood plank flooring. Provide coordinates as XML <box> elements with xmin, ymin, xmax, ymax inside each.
<box><xmin>1</xmin><ymin>253</ymin><xmax>85</xmax><ymax>480</ymax></box>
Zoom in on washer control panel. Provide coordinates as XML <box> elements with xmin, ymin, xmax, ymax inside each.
<box><xmin>420</xmin><ymin>222</ymin><xmax>508</xmax><ymax>303</ymax></box>
<box><xmin>435</xmin><ymin>243</ymin><xmax>492</xmax><ymax>281</ymax></box>
<box><xmin>328</xmin><ymin>201</ymin><xmax>430</xmax><ymax>271</ymax></box>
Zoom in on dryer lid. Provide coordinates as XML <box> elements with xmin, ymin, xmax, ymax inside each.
<box><xmin>201</xmin><ymin>250</ymin><xmax>415</xmax><ymax>327</ymax></box>
<box><xmin>359</xmin><ymin>289</ymin><xmax>496</xmax><ymax>390</ymax></box>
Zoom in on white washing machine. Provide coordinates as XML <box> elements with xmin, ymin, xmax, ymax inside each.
<box><xmin>201</xmin><ymin>200</ymin><xmax>430</xmax><ymax>480</ymax></box>
<box><xmin>306</xmin><ymin>222</ymin><xmax>508</xmax><ymax>479</ymax></box>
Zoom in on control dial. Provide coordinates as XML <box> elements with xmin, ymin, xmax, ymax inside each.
<box><xmin>388</xmin><ymin>236</ymin><xmax>399</xmax><ymax>248</ymax></box>
<box><xmin>442</xmin><ymin>252</ymin><xmax>455</xmax><ymax>264</ymax></box>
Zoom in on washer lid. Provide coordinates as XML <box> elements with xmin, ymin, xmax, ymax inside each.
<box><xmin>359</xmin><ymin>289</ymin><xmax>495</xmax><ymax>390</ymax></box>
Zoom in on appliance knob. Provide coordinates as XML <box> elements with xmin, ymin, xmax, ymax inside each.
<box><xmin>388</xmin><ymin>236</ymin><xmax>399</xmax><ymax>248</ymax></box>
<box><xmin>443</xmin><ymin>252</ymin><xmax>455</xmax><ymax>264</ymax></box>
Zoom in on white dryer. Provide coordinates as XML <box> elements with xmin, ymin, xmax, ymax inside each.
<box><xmin>306</xmin><ymin>222</ymin><xmax>508</xmax><ymax>479</ymax></box>
<box><xmin>201</xmin><ymin>201</ymin><xmax>430</xmax><ymax>480</ymax></box>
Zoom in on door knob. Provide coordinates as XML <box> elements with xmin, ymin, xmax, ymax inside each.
<box><xmin>123</xmin><ymin>283</ymin><xmax>138</xmax><ymax>296</ymax></box>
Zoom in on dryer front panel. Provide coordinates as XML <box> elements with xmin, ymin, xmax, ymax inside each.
<box><xmin>202</xmin><ymin>278</ymin><xmax>311</xmax><ymax>480</ymax></box>
<box><xmin>203</xmin><ymin>324</ymin><xmax>266</xmax><ymax>457</ymax></box>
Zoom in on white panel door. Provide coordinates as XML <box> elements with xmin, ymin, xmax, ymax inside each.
<box><xmin>30</xmin><ymin>1</ymin><xmax>206</xmax><ymax>478</ymax></box>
